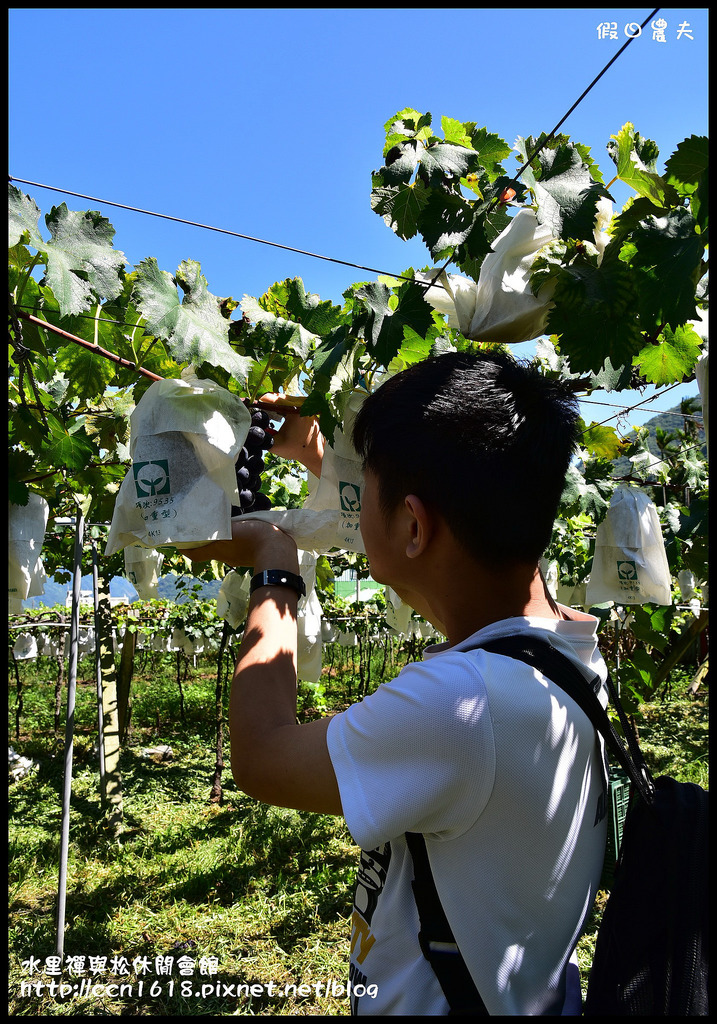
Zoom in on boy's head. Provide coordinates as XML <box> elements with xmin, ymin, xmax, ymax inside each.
<box><xmin>352</xmin><ymin>351</ymin><xmax>579</xmax><ymax>569</ymax></box>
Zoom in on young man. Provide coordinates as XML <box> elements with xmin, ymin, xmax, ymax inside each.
<box><xmin>185</xmin><ymin>352</ymin><xmax>608</xmax><ymax>1015</ymax></box>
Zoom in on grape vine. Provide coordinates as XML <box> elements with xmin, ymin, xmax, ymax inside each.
<box><xmin>7</xmin><ymin>112</ymin><xmax>709</xmax><ymax>704</ymax></box>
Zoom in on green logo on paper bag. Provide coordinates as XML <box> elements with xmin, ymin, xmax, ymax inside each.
<box><xmin>133</xmin><ymin>460</ymin><xmax>171</xmax><ymax>497</ymax></box>
<box><xmin>617</xmin><ymin>560</ymin><xmax>638</xmax><ymax>580</ymax></box>
<box><xmin>339</xmin><ymin>481</ymin><xmax>361</xmax><ymax>512</ymax></box>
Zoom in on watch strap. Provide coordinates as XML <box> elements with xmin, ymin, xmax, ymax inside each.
<box><xmin>250</xmin><ymin>569</ymin><xmax>306</xmax><ymax>599</ymax></box>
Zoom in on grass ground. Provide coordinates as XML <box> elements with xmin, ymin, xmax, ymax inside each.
<box><xmin>8</xmin><ymin>645</ymin><xmax>708</xmax><ymax>1015</ymax></box>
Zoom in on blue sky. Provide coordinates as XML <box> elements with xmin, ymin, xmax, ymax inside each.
<box><xmin>9</xmin><ymin>7</ymin><xmax>709</xmax><ymax>430</ymax></box>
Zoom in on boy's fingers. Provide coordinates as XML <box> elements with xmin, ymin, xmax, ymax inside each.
<box><xmin>257</xmin><ymin>393</ymin><xmax>306</xmax><ymax>413</ymax></box>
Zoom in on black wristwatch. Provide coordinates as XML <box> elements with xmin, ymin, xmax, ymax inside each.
<box><xmin>249</xmin><ymin>569</ymin><xmax>306</xmax><ymax>599</ymax></box>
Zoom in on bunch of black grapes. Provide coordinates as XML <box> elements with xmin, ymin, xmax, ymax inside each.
<box><xmin>231</xmin><ymin>404</ymin><xmax>274</xmax><ymax>515</ymax></box>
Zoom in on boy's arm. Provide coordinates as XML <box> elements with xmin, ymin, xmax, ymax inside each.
<box><xmin>184</xmin><ymin>520</ymin><xmax>341</xmax><ymax>815</ymax></box>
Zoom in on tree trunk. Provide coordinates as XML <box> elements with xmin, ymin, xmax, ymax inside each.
<box><xmin>210</xmin><ymin>621</ymin><xmax>232</xmax><ymax>803</ymax></box>
<box><xmin>95</xmin><ymin>576</ymin><xmax>123</xmax><ymax>833</ymax></box>
<box><xmin>655</xmin><ymin>611</ymin><xmax>709</xmax><ymax>692</ymax></box>
<box><xmin>117</xmin><ymin>617</ymin><xmax>137</xmax><ymax>744</ymax></box>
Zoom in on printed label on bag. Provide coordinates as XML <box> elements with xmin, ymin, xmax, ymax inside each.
<box><xmin>133</xmin><ymin>460</ymin><xmax>171</xmax><ymax>498</ymax></box>
<box><xmin>616</xmin><ymin>559</ymin><xmax>641</xmax><ymax>597</ymax></box>
<box><xmin>339</xmin><ymin>482</ymin><xmax>361</xmax><ymax>512</ymax></box>
<box><xmin>617</xmin><ymin>560</ymin><xmax>637</xmax><ymax>580</ymax></box>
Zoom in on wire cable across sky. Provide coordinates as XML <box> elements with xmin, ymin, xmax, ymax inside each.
<box><xmin>8</xmin><ymin>11</ymin><xmax>660</xmax><ymax>292</ymax></box>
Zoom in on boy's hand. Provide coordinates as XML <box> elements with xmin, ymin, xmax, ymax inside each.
<box><xmin>259</xmin><ymin>393</ymin><xmax>324</xmax><ymax>478</ymax></box>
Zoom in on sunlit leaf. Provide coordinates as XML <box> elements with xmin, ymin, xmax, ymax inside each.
<box><xmin>581</xmin><ymin>423</ymin><xmax>628</xmax><ymax>461</ymax></box>
<box><xmin>607</xmin><ymin>123</ymin><xmax>681</xmax><ymax>208</ymax></box>
<box><xmin>42</xmin><ymin>204</ymin><xmax>126</xmax><ymax>315</ymax></box>
<box><xmin>7</xmin><ymin>184</ymin><xmax>44</xmax><ymax>249</ymax></box>
<box><xmin>134</xmin><ymin>258</ymin><xmax>253</xmax><ymax>384</ymax></box>
<box><xmin>632</xmin><ymin>325</ymin><xmax>704</xmax><ymax>386</ymax></box>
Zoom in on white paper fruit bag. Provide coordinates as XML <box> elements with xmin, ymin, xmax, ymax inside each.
<box><xmin>415</xmin><ymin>209</ymin><xmax>556</xmax><ymax>344</ymax></box>
<box><xmin>12</xmin><ymin>632</ymin><xmax>38</xmax><ymax>660</ymax></box>
<box><xmin>296</xmin><ymin>551</ymin><xmax>323</xmax><ymax>683</ymax></box>
<box><xmin>585</xmin><ymin>484</ymin><xmax>672</xmax><ymax>606</ymax></box>
<box><xmin>8</xmin><ymin>493</ymin><xmax>49</xmax><ymax>612</ymax></box>
<box><xmin>216</xmin><ymin>570</ymin><xmax>252</xmax><ymax>630</ymax></box>
<box><xmin>124</xmin><ymin>544</ymin><xmax>164</xmax><ymax>600</ymax></box>
<box><xmin>106</xmin><ymin>370</ymin><xmax>251</xmax><ymax>555</ymax></box>
<box><xmin>300</xmin><ymin>390</ymin><xmax>367</xmax><ymax>552</ymax></box>
<box><xmin>384</xmin><ymin>586</ymin><xmax>413</xmax><ymax>636</ymax></box>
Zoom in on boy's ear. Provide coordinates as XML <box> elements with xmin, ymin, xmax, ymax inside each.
<box><xmin>403</xmin><ymin>494</ymin><xmax>434</xmax><ymax>559</ymax></box>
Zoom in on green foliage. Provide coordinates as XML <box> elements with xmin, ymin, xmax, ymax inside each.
<box><xmin>133</xmin><ymin>258</ymin><xmax>253</xmax><ymax>384</ymax></box>
<box><xmin>7</xmin><ymin>112</ymin><xmax>709</xmax><ymax>681</ymax></box>
<box><xmin>516</xmin><ymin>133</ymin><xmax>613</xmax><ymax>241</ymax></box>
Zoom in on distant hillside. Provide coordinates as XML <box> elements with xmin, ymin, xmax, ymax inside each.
<box><xmin>611</xmin><ymin>396</ymin><xmax>705</xmax><ymax>478</ymax></box>
<box><xmin>21</xmin><ymin>571</ymin><xmax>221</xmax><ymax>610</ymax></box>
<box><xmin>157</xmin><ymin>574</ymin><xmax>222</xmax><ymax>603</ymax></box>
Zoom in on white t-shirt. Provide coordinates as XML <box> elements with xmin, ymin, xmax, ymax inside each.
<box><xmin>326</xmin><ymin>612</ymin><xmax>609</xmax><ymax>1015</ymax></box>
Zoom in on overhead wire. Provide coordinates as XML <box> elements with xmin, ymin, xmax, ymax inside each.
<box><xmin>581</xmin><ymin>396</ymin><xmax>703</xmax><ymax>422</ymax></box>
<box><xmin>8</xmin><ymin>10</ymin><xmax>661</xmax><ymax>293</ymax></box>
<box><xmin>578</xmin><ymin>380</ymin><xmax>686</xmax><ymax>435</ymax></box>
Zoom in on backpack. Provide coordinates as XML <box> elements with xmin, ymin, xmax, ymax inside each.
<box><xmin>406</xmin><ymin>635</ymin><xmax>709</xmax><ymax>1015</ymax></box>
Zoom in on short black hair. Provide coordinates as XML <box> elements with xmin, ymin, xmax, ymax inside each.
<box><xmin>352</xmin><ymin>351</ymin><xmax>579</xmax><ymax>567</ymax></box>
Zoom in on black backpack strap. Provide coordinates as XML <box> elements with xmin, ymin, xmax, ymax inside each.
<box><xmin>405</xmin><ymin>830</ymin><xmax>489</xmax><ymax>1015</ymax></box>
<box><xmin>478</xmin><ymin>636</ymin><xmax>655</xmax><ymax>805</ymax></box>
<box><xmin>406</xmin><ymin>633</ymin><xmax>656</xmax><ymax>1016</ymax></box>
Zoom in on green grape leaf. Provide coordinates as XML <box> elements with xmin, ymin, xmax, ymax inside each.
<box><xmin>134</xmin><ymin>258</ymin><xmax>253</xmax><ymax>383</ymax></box>
<box><xmin>417</xmin><ymin>142</ymin><xmax>479</xmax><ymax>187</ymax></box>
<box><xmin>516</xmin><ymin>136</ymin><xmax>612</xmax><ymax>241</ymax></box>
<box><xmin>419</xmin><ymin>190</ymin><xmax>475</xmax><ymax>259</ymax></box>
<box><xmin>560</xmin><ymin>464</ymin><xmax>610</xmax><ymax>522</ymax></box>
<box><xmin>9</xmin><ymin>404</ymin><xmax>49</xmax><ymax>456</ymax></box>
<box><xmin>469</xmin><ymin>127</ymin><xmax>513</xmax><ymax>180</ymax></box>
<box><xmin>618</xmin><ymin>206</ymin><xmax>703</xmax><ymax>332</ymax></box>
<box><xmin>43</xmin><ymin>412</ymin><xmax>97</xmax><ymax>470</ymax></box>
<box><xmin>8</xmin><ymin>184</ymin><xmax>44</xmax><ymax>249</ymax></box>
<box><xmin>664</xmin><ymin>134</ymin><xmax>709</xmax><ymax>195</ymax></box>
<box><xmin>545</xmin><ymin>257</ymin><xmax>644</xmax><ymax>375</ymax></box>
<box><xmin>257</xmin><ymin>278</ymin><xmax>344</xmax><ymax>337</ymax></box>
<box><xmin>589</xmin><ymin>355</ymin><xmax>634</xmax><ymax>392</ymax></box>
<box><xmin>607</xmin><ymin>123</ymin><xmax>681</xmax><ymax>208</ymax></box>
<box><xmin>374</xmin><ymin>140</ymin><xmax>420</xmax><ymax>186</ymax></box>
<box><xmin>241</xmin><ymin>296</ymin><xmax>316</xmax><ymax>361</ymax></box>
<box><xmin>7</xmin><ymin>450</ymin><xmax>34</xmax><ymax>505</ymax></box>
<box><xmin>388</xmin><ymin>324</ymin><xmax>435</xmax><ymax>373</ymax></box>
<box><xmin>42</xmin><ymin>204</ymin><xmax>127</xmax><ymax>316</ymax></box>
<box><xmin>632</xmin><ymin>324</ymin><xmax>704</xmax><ymax>385</ymax></box>
<box><xmin>383</xmin><ymin>109</ymin><xmax>433</xmax><ymax>151</ymax></box>
<box><xmin>309</xmin><ymin>325</ymin><xmax>355</xmax><ymax>383</ymax></box>
<box><xmin>54</xmin><ymin>338</ymin><xmax>119</xmax><ymax>401</ymax></box>
<box><xmin>370</xmin><ymin>180</ymin><xmax>430</xmax><ymax>240</ymax></box>
<box><xmin>356</xmin><ymin>280</ymin><xmax>434</xmax><ymax>366</ymax></box>
<box><xmin>664</xmin><ymin>134</ymin><xmax>709</xmax><ymax>231</ymax></box>
<box><xmin>441</xmin><ymin>117</ymin><xmax>473</xmax><ymax>148</ymax></box>
<box><xmin>301</xmin><ymin>328</ymin><xmax>359</xmax><ymax>446</ymax></box>
<box><xmin>580</xmin><ymin>423</ymin><xmax>628</xmax><ymax>461</ymax></box>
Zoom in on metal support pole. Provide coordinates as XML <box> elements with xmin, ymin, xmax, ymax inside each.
<box><xmin>55</xmin><ymin>511</ymin><xmax>84</xmax><ymax>959</ymax></box>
